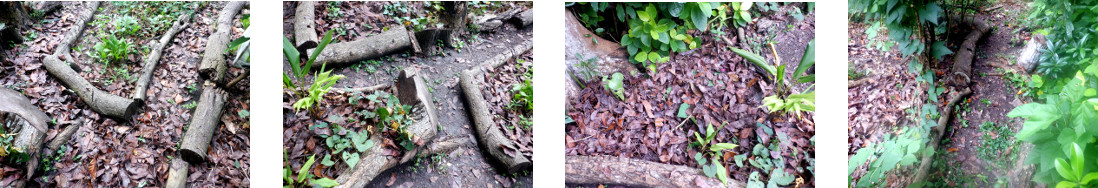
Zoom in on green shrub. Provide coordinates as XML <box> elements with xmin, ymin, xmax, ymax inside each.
<box><xmin>113</xmin><ymin>15</ymin><xmax>140</xmax><ymax>36</ymax></box>
<box><xmin>849</xmin><ymin>0</ymin><xmax>951</xmax><ymax>61</ymax></box>
<box><xmin>570</xmin><ymin>2</ymin><xmax>716</xmax><ymax>72</ymax></box>
<box><xmin>93</xmin><ymin>35</ymin><xmax>134</xmax><ymax>66</ymax></box>
<box><xmin>283</xmin><ymin>153</ymin><xmax>338</xmax><ymax>188</ymax></box>
<box><xmin>292</xmin><ymin>65</ymin><xmax>345</xmax><ymax>114</ymax></box>
<box><xmin>511</xmin><ymin>62</ymin><xmax>533</xmax><ymax>111</ymax></box>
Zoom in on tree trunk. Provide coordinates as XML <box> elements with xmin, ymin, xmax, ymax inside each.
<box><xmin>335</xmin><ymin>68</ymin><xmax>440</xmax><ymax>188</ymax></box>
<box><xmin>311</xmin><ymin>26</ymin><xmax>418</xmax><ymax>68</ymax></box>
<box><xmin>948</xmin><ymin>16</ymin><xmax>989</xmax><ymax>87</ymax></box>
<box><xmin>563</xmin><ymin>10</ymin><xmax>637</xmax><ymax>104</ymax></box>
<box><xmin>0</xmin><ymin>88</ymin><xmax>50</xmax><ymax>179</ymax></box>
<box><xmin>911</xmin><ymin>88</ymin><xmax>973</xmax><ymax>184</ymax></box>
<box><xmin>459</xmin><ymin>40</ymin><xmax>533</xmax><ymax>174</ymax></box>
<box><xmin>0</xmin><ymin>2</ymin><xmax>31</xmax><ymax>48</ymax></box>
<box><xmin>198</xmin><ymin>1</ymin><xmax>244</xmax><ymax>82</ymax></box>
<box><xmin>565</xmin><ymin>155</ymin><xmax>743</xmax><ymax>188</ymax></box>
<box><xmin>134</xmin><ymin>11</ymin><xmax>196</xmax><ymax>105</ymax></box>
<box><xmin>179</xmin><ymin>84</ymin><xmax>227</xmax><ymax>164</ymax></box>
<box><xmin>440</xmin><ymin>2</ymin><xmax>467</xmax><ymax>39</ymax></box>
<box><xmin>293</xmin><ymin>1</ymin><xmax>317</xmax><ymax>56</ymax></box>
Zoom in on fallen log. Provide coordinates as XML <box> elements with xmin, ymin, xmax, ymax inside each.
<box><xmin>910</xmin><ymin>88</ymin><xmax>973</xmax><ymax>184</ymax></box>
<box><xmin>335</xmin><ymin>68</ymin><xmax>440</xmax><ymax>188</ymax></box>
<box><xmin>310</xmin><ymin>26</ymin><xmax>419</xmax><ymax>68</ymax></box>
<box><xmin>565</xmin><ymin>155</ymin><xmax>743</xmax><ymax>188</ymax></box>
<box><xmin>563</xmin><ymin>10</ymin><xmax>637</xmax><ymax>102</ymax></box>
<box><xmin>46</xmin><ymin>117</ymin><xmax>83</xmax><ymax>152</ymax></box>
<box><xmin>31</xmin><ymin>1</ymin><xmax>62</xmax><ymax>18</ymax></box>
<box><xmin>0</xmin><ymin>88</ymin><xmax>50</xmax><ymax>179</ymax></box>
<box><xmin>179</xmin><ymin>83</ymin><xmax>228</xmax><ymax>164</ymax></box>
<box><xmin>458</xmin><ymin>40</ymin><xmax>533</xmax><ymax>173</ymax></box>
<box><xmin>198</xmin><ymin>1</ymin><xmax>245</xmax><ymax>82</ymax></box>
<box><xmin>41</xmin><ymin>2</ymin><xmax>138</xmax><ymax>120</ymax></box>
<box><xmin>472</xmin><ymin>8</ymin><xmax>530</xmax><ymax>32</ymax></box>
<box><xmin>334</xmin><ymin>83</ymin><xmax>389</xmax><ymax>94</ymax></box>
<box><xmin>948</xmin><ymin>15</ymin><xmax>990</xmax><ymax>87</ymax></box>
<box><xmin>165</xmin><ymin>158</ymin><xmax>189</xmax><ymax>188</ymax></box>
<box><xmin>133</xmin><ymin>11</ymin><xmax>196</xmax><ymax>105</ymax></box>
<box><xmin>293</xmin><ymin>1</ymin><xmax>318</xmax><ymax>56</ymax></box>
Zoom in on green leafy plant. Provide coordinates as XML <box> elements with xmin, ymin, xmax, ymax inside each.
<box><xmin>1028</xmin><ymin>0</ymin><xmax>1098</xmax><ymax>82</ymax></box>
<box><xmin>849</xmin><ymin>0</ymin><xmax>951</xmax><ymax>61</ymax></box>
<box><xmin>310</xmin><ymin>122</ymin><xmax>374</xmax><ymax>169</ymax></box>
<box><xmin>283</xmin><ymin>153</ymin><xmax>338</xmax><ymax>188</ymax></box>
<box><xmin>602</xmin><ymin>72</ymin><xmax>624</xmax><ymax>100</ymax></box>
<box><xmin>285</xmin><ymin>30</ymin><xmax>334</xmax><ymax>109</ymax></box>
<box><xmin>737</xmin><ymin>39</ymin><xmax>815</xmax><ymax>116</ymax></box>
<box><xmin>570</xmin><ymin>3</ymin><xmax>714</xmax><ymax>73</ymax></box>
<box><xmin>113</xmin><ymin>15</ymin><xmax>140</xmax><ymax>36</ymax></box>
<box><xmin>1050</xmin><ymin>143</ymin><xmax>1098</xmax><ymax>188</ymax></box>
<box><xmin>511</xmin><ymin>63</ymin><xmax>533</xmax><ymax>111</ymax></box>
<box><xmin>360</xmin><ymin>91</ymin><xmax>418</xmax><ymax>151</ymax></box>
<box><xmin>93</xmin><ymin>35</ymin><xmax>134</xmax><ymax>65</ymax></box>
<box><xmin>292</xmin><ymin>64</ymin><xmax>345</xmax><ymax>115</ymax></box>
<box><xmin>690</xmin><ymin>123</ymin><xmax>738</xmax><ymax>184</ymax></box>
<box><xmin>729</xmin><ymin>2</ymin><xmax>753</xmax><ymax>27</ymax></box>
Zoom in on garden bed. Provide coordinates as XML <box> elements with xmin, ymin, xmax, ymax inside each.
<box><xmin>0</xmin><ymin>2</ymin><xmax>250</xmax><ymax>187</ymax></box>
<box><xmin>564</xmin><ymin>2</ymin><xmax>815</xmax><ymax>187</ymax></box>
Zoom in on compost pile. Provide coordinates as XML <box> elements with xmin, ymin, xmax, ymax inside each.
<box><xmin>0</xmin><ymin>2</ymin><xmax>249</xmax><ymax>187</ymax></box>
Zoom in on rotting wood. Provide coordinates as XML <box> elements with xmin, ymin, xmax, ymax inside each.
<box><xmin>293</xmin><ymin>1</ymin><xmax>317</xmax><ymax>56</ymax></box>
<box><xmin>31</xmin><ymin>1</ymin><xmax>62</xmax><ymax>18</ymax></box>
<box><xmin>911</xmin><ymin>88</ymin><xmax>973</xmax><ymax>184</ymax></box>
<box><xmin>473</xmin><ymin>8</ymin><xmax>530</xmax><ymax>32</ymax></box>
<box><xmin>948</xmin><ymin>15</ymin><xmax>990</xmax><ymax>87</ymax></box>
<box><xmin>459</xmin><ymin>40</ymin><xmax>534</xmax><ymax>174</ymax></box>
<box><xmin>179</xmin><ymin>82</ymin><xmax>228</xmax><ymax>164</ymax></box>
<box><xmin>563</xmin><ymin>10</ymin><xmax>637</xmax><ymax>102</ymax></box>
<box><xmin>0</xmin><ymin>88</ymin><xmax>50</xmax><ymax>179</ymax></box>
<box><xmin>0</xmin><ymin>2</ymin><xmax>31</xmax><ymax>47</ymax></box>
<box><xmin>335</xmin><ymin>68</ymin><xmax>440</xmax><ymax>188</ymax></box>
<box><xmin>198</xmin><ymin>1</ymin><xmax>245</xmax><ymax>82</ymax></box>
<box><xmin>47</xmin><ymin>117</ymin><xmax>83</xmax><ymax>152</ymax></box>
<box><xmin>310</xmin><ymin>26</ymin><xmax>418</xmax><ymax>68</ymax></box>
<box><xmin>41</xmin><ymin>2</ymin><xmax>138</xmax><ymax>120</ymax></box>
<box><xmin>565</xmin><ymin>155</ymin><xmax>744</xmax><ymax>188</ymax></box>
<box><xmin>134</xmin><ymin>11</ymin><xmax>197</xmax><ymax>106</ymax></box>
<box><xmin>1016</xmin><ymin>34</ymin><xmax>1045</xmax><ymax>73</ymax></box>
<box><xmin>333</xmin><ymin>83</ymin><xmax>390</xmax><ymax>94</ymax></box>
<box><xmin>165</xmin><ymin>158</ymin><xmax>189</xmax><ymax>188</ymax></box>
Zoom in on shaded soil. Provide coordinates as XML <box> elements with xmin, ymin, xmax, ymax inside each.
<box><xmin>847</xmin><ymin>0</ymin><xmax>1034</xmax><ymax>186</ymax></box>
<box><xmin>282</xmin><ymin>1</ymin><xmax>533</xmax><ymax>187</ymax></box>
<box><xmin>565</xmin><ymin>3</ymin><xmax>815</xmax><ymax>187</ymax></box>
<box><xmin>0</xmin><ymin>2</ymin><xmax>249</xmax><ymax>187</ymax></box>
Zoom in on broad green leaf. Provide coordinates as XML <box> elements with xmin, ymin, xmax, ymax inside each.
<box><xmin>1056</xmin><ymin>181</ymin><xmax>1078</xmax><ymax>188</ymax></box>
<box><xmin>930</xmin><ymin>41</ymin><xmax>953</xmax><ymax>61</ymax></box>
<box><xmin>729</xmin><ymin>47</ymin><xmax>776</xmax><ymax>76</ymax></box>
<box><xmin>1070</xmin><ymin>143</ymin><xmax>1084</xmax><ymax>178</ymax></box>
<box><xmin>283</xmin><ymin>37</ymin><xmax>301</xmax><ymax>75</ymax></box>
<box><xmin>1082</xmin><ymin>172</ymin><xmax>1098</xmax><ymax>184</ymax></box>
<box><xmin>770</xmin><ymin>168</ymin><xmax>795</xmax><ymax>186</ymax></box>
<box><xmin>1008</xmin><ymin>103</ymin><xmax>1062</xmax><ymax>139</ymax></box>
<box><xmin>794</xmin><ymin>39</ymin><xmax>815</xmax><ymax>80</ymax></box>
<box><xmin>678</xmin><ymin>103</ymin><xmax>691</xmax><ymax>118</ymax></box>
<box><xmin>918</xmin><ymin>2</ymin><xmax>943</xmax><ymax>24</ymax></box>
<box><xmin>711</xmin><ymin>143</ymin><xmax>739</xmax><ymax>152</ymax></box>
<box><xmin>702</xmin><ymin>163</ymin><xmax>716</xmax><ymax>177</ymax></box>
<box><xmin>635</xmin><ymin>51</ymin><xmax>648</xmax><ymax>63</ymax></box>
<box><xmin>320</xmin><ymin>154</ymin><xmax>335</xmax><ymax>166</ymax></box>
<box><xmin>1055</xmin><ymin>158</ymin><xmax>1077</xmax><ymax>181</ymax></box>
<box><xmin>298</xmin><ymin>154</ymin><xmax>316</xmax><ymax>183</ymax></box>
<box><xmin>690</xmin><ymin>6</ymin><xmax>707</xmax><ymax>30</ymax></box>
<box><xmin>648</xmin><ymin>52</ymin><xmax>661</xmax><ymax>63</ymax></box>
<box><xmin>343</xmin><ymin>152</ymin><xmax>360</xmax><ymax>168</ymax></box>
<box><xmin>311</xmin><ymin>178</ymin><xmax>339</xmax><ymax>187</ymax></box>
<box><xmin>715</xmin><ymin>160</ymin><xmax>729</xmax><ymax>184</ymax></box>
<box><xmin>849</xmin><ymin>146</ymin><xmax>873</xmax><ymax>173</ymax></box>
<box><xmin>306</xmin><ymin>30</ymin><xmax>335</xmax><ymax>73</ymax></box>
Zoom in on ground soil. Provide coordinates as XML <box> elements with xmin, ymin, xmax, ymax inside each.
<box><xmin>847</xmin><ymin>0</ymin><xmax>1034</xmax><ymax>186</ymax></box>
<box><xmin>282</xmin><ymin>2</ymin><xmax>534</xmax><ymax>187</ymax></box>
<box><xmin>0</xmin><ymin>2</ymin><xmax>249</xmax><ymax>187</ymax></box>
<box><xmin>564</xmin><ymin>3</ymin><xmax>815</xmax><ymax>187</ymax></box>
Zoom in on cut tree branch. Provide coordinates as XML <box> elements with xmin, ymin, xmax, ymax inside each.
<box><xmin>911</xmin><ymin>88</ymin><xmax>973</xmax><ymax>184</ymax></box>
<box><xmin>459</xmin><ymin>39</ymin><xmax>533</xmax><ymax>173</ymax></box>
<box><xmin>565</xmin><ymin>155</ymin><xmax>744</xmax><ymax>188</ymax></box>
<box><xmin>133</xmin><ymin>9</ymin><xmax>199</xmax><ymax>105</ymax></box>
<box><xmin>198</xmin><ymin>1</ymin><xmax>245</xmax><ymax>82</ymax></box>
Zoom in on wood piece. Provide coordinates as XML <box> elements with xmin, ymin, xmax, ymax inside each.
<box><xmin>165</xmin><ymin>158</ymin><xmax>189</xmax><ymax>188</ymax></box>
<box><xmin>312</xmin><ymin>26</ymin><xmax>417</xmax><ymax>68</ymax></box>
<box><xmin>179</xmin><ymin>84</ymin><xmax>227</xmax><ymax>164</ymax></box>
<box><xmin>293</xmin><ymin>1</ymin><xmax>317</xmax><ymax>55</ymax></box>
<box><xmin>472</xmin><ymin>8</ymin><xmax>524</xmax><ymax>32</ymax></box>
<box><xmin>565</xmin><ymin>155</ymin><xmax>744</xmax><ymax>188</ymax></box>
<box><xmin>948</xmin><ymin>16</ymin><xmax>990</xmax><ymax>87</ymax></box>
<box><xmin>0</xmin><ymin>2</ymin><xmax>31</xmax><ymax>48</ymax></box>
<box><xmin>396</xmin><ymin>69</ymin><xmax>420</xmax><ymax>105</ymax></box>
<box><xmin>53</xmin><ymin>2</ymin><xmax>99</xmax><ymax>56</ymax></box>
<box><xmin>335</xmin><ymin>69</ymin><xmax>440</xmax><ymax>188</ymax></box>
<box><xmin>458</xmin><ymin>41</ymin><xmax>534</xmax><ymax>173</ymax></box>
<box><xmin>1017</xmin><ymin>34</ymin><xmax>1045</xmax><ymax>73</ymax></box>
<box><xmin>134</xmin><ymin>12</ymin><xmax>195</xmax><ymax>105</ymax></box>
<box><xmin>225</xmin><ymin>69</ymin><xmax>249</xmax><ymax>89</ymax></box>
<box><xmin>31</xmin><ymin>1</ymin><xmax>62</xmax><ymax>18</ymax></box>
<box><xmin>0</xmin><ymin>88</ymin><xmax>50</xmax><ymax>179</ymax></box>
<box><xmin>44</xmin><ymin>55</ymin><xmax>139</xmax><ymax>120</ymax></box>
<box><xmin>334</xmin><ymin>83</ymin><xmax>389</xmax><ymax>94</ymax></box>
<box><xmin>198</xmin><ymin>1</ymin><xmax>244</xmax><ymax>82</ymax></box>
<box><xmin>563</xmin><ymin>10</ymin><xmax>637</xmax><ymax>102</ymax></box>
<box><xmin>911</xmin><ymin>88</ymin><xmax>973</xmax><ymax>184</ymax></box>
<box><xmin>439</xmin><ymin>1</ymin><xmax>466</xmax><ymax>37</ymax></box>
<box><xmin>47</xmin><ymin>117</ymin><xmax>83</xmax><ymax>151</ymax></box>
<box><xmin>413</xmin><ymin>28</ymin><xmax>452</xmax><ymax>55</ymax></box>
<box><xmin>511</xmin><ymin>9</ymin><xmax>533</xmax><ymax>28</ymax></box>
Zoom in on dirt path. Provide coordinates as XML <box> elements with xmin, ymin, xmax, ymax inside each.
<box><xmin>281</xmin><ymin>2</ymin><xmax>533</xmax><ymax>187</ymax></box>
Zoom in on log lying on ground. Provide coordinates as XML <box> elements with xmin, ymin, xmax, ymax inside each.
<box><xmin>179</xmin><ymin>83</ymin><xmax>228</xmax><ymax>164</ymax></box>
<box><xmin>41</xmin><ymin>2</ymin><xmax>138</xmax><ymax>120</ymax></box>
<box><xmin>1016</xmin><ymin>34</ymin><xmax>1045</xmax><ymax>73</ymax></box>
<box><xmin>458</xmin><ymin>40</ymin><xmax>533</xmax><ymax>173</ymax></box>
<box><xmin>334</xmin><ymin>83</ymin><xmax>390</xmax><ymax>94</ymax></box>
<box><xmin>166</xmin><ymin>158</ymin><xmax>189</xmax><ymax>188</ymax></box>
<box><xmin>46</xmin><ymin>117</ymin><xmax>83</xmax><ymax>152</ymax></box>
<box><xmin>198</xmin><ymin>1</ymin><xmax>245</xmax><ymax>82</ymax></box>
<box><xmin>293</xmin><ymin>1</ymin><xmax>318</xmax><ymax>55</ymax></box>
<box><xmin>31</xmin><ymin>1</ymin><xmax>62</xmax><ymax>18</ymax></box>
<box><xmin>335</xmin><ymin>68</ymin><xmax>441</xmax><ymax>188</ymax></box>
<box><xmin>310</xmin><ymin>26</ymin><xmax>418</xmax><ymax>68</ymax></box>
<box><xmin>472</xmin><ymin>8</ymin><xmax>532</xmax><ymax>32</ymax></box>
<box><xmin>566</xmin><ymin>155</ymin><xmax>743</xmax><ymax>188</ymax></box>
<box><xmin>910</xmin><ymin>88</ymin><xmax>973</xmax><ymax>184</ymax></box>
<box><xmin>0</xmin><ymin>88</ymin><xmax>50</xmax><ymax>179</ymax></box>
<box><xmin>133</xmin><ymin>12</ymin><xmax>196</xmax><ymax>105</ymax></box>
<box><xmin>948</xmin><ymin>15</ymin><xmax>990</xmax><ymax>87</ymax></box>
<box><xmin>563</xmin><ymin>10</ymin><xmax>638</xmax><ymax>103</ymax></box>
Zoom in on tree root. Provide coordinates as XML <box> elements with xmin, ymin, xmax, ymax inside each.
<box><xmin>910</xmin><ymin>88</ymin><xmax>973</xmax><ymax>184</ymax></box>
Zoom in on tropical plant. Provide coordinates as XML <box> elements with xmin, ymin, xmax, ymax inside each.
<box><xmin>849</xmin><ymin>0</ymin><xmax>952</xmax><ymax>61</ymax></box>
<box><xmin>358</xmin><ymin>91</ymin><xmax>417</xmax><ymax>151</ymax></box>
<box><xmin>310</xmin><ymin>122</ymin><xmax>373</xmax><ymax>169</ymax></box>
<box><xmin>93</xmin><ymin>35</ymin><xmax>134</xmax><ymax>66</ymax></box>
<box><xmin>113</xmin><ymin>15</ymin><xmax>140</xmax><ymax>36</ymax></box>
<box><xmin>292</xmin><ymin>64</ymin><xmax>345</xmax><ymax>115</ymax></box>
<box><xmin>284</xmin><ymin>153</ymin><xmax>338</xmax><ymax>188</ymax></box>
<box><xmin>511</xmin><ymin>64</ymin><xmax>533</xmax><ymax>111</ymax></box>
<box><xmin>570</xmin><ymin>2</ymin><xmax>716</xmax><ymax>72</ymax></box>
<box><xmin>1050</xmin><ymin>143</ymin><xmax>1098</xmax><ymax>188</ymax></box>
<box><xmin>690</xmin><ymin>123</ymin><xmax>738</xmax><ymax>184</ymax></box>
<box><xmin>729</xmin><ymin>2</ymin><xmax>752</xmax><ymax>27</ymax></box>
<box><xmin>735</xmin><ymin>39</ymin><xmax>816</xmax><ymax>116</ymax></box>
<box><xmin>284</xmin><ymin>30</ymin><xmax>334</xmax><ymax>101</ymax></box>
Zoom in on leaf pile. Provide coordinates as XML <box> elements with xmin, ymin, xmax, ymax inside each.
<box><xmin>565</xmin><ymin>35</ymin><xmax>815</xmax><ymax>184</ymax></box>
<box><xmin>2</xmin><ymin>2</ymin><xmax>250</xmax><ymax>187</ymax></box>
<box><xmin>479</xmin><ymin>52</ymin><xmax>533</xmax><ymax>160</ymax></box>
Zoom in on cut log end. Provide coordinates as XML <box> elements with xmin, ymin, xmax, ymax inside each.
<box><xmin>179</xmin><ymin>148</ymin><xmax>207</xmax><ymax>164</ymax></box>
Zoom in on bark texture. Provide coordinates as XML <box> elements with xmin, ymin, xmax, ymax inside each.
<box><xmin>166</xmin><ymin>158</ymin><xmax>189</xmax><ymax>188</ymax></box>
<box><xmin>563</xmin><ymin>10</ymin><xmax>637</xmax><ymax>103</ymax></box>
<box><xmin>311</xmin><ymin>26</ymin><xmax>417</xmax><ymax>68</ymax></box>
<box><xmin>565</xmin><ymin>155</ymin><xmax>743</xmax><ymax>188</ymax></box>
<box><xmin>948</xmin><ymin>16</ymin><xmax>990</xmax><ymax>87</ymax></box>
<box><xmin>293</xmin><ymin>1</ymin><xmax>318</xmax><ymax>55</ymax></box>
<box><xmin>911</xmin><ymin>88</ymin><xmax>973</xmax><ymax>184</ymax></box>
<box><xmin>198</xmin><ymin>1</ymin><xmax>244</xmax><ymax>82</ymax></box>
<box><xmin>134</xmin><ymin>12</ymin><xmax>195</xmax><ymax>105</ymax></box>
<box><xmin>0</xmin><ymin>2</ymin><xmax>31</xmax><ymax>48</ymax></box>
<box><xmin>179</xmin><ymin>84</ymin><xmax>227</xmax><ymax>164</ymax></box>
<box><xmin>0</xmin><ymin>88</ymin><xmax>50</xmax><ymax>178</ymax></box>
<box><xmin>335</xmin><ymin>68</ymin><xmax>440</xmax><ymax>188</ymax></box>
<box><xmin>458</xmin><ymin>40</ymin><xmax>533</xmax><ymax>173</ymax></box>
